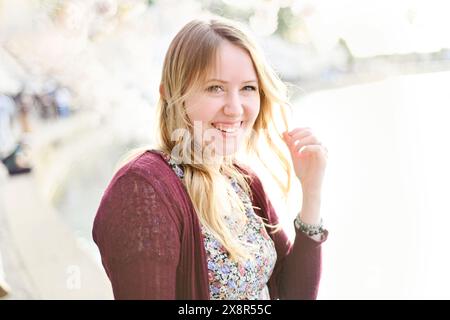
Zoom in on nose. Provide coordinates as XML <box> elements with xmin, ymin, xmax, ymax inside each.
<box><xmin>223</xmin><ymin>90</ymin><xmax>244</xmax><ymax>117</ymax></box>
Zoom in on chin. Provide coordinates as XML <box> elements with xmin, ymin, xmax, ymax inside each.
<box><xmin>203</xmin><ymin>141</ymin><xmax>242</xmax><ymax>159</ymax></box>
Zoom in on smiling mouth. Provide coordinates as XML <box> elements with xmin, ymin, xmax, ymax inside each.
<box><xmin>211</xmin><ymin>121</ymin><xmax>243</xmax><ymax>134</ymax></box>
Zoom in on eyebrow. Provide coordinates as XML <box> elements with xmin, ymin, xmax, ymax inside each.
<box><xmin>206</xmin><ymin>79</ymin><xmax>258</xmax><ymax>84</ymax></box>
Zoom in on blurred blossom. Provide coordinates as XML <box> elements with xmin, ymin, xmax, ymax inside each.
<box><xmin>222</xmin><ymin>0</ymin><xmax>259</xmax><ymax>11</ymax></box>
<box><xmin>249</xmin><ymin>1</ymin><xmax>279</xmax><ymax>36</ymax></box>
<box><xmin>52</xmin><ymin>0</ymin><xmax>90</xmax><ymax>34</ymax></box>
<box><xmin>0</xmin><ymin>0</ymin><xmax>37</xmax><ymax>44</ymax></box>
<box><xmin>94</xmin><ymin>0</ymin><xmax>118</xmax><ymax>17</ymax></box>
<box><xmin>303</xmin><ymin>0</ymin><xmax>450</xmax><ymax>56</ymax></box>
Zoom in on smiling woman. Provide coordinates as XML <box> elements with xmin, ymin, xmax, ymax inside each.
<box><xmin>184</xmin><ymin>40</ymin><xmax>261</xmax><ymax>157</ymax></box>
<box><xmin>92</xmin><ymin>16</ymin><xmax>329</xmax><ymax>300</ymax></box>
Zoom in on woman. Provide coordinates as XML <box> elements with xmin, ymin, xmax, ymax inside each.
<box><xmin>93</xmin><ymin>17</ymin><xmax>328</xmax><ymax>300</ymax></box>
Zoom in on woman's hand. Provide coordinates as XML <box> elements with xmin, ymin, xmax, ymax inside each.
<box><xmin>282</xmin><ymin>127</ymin><xmax>328</xmax><ymax>197</ymax></box>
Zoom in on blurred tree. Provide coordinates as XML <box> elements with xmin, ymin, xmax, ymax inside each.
<box><xmin>203</xmin><ymin>0</ymin><xmax>252</xmax><ymax>23</ymax></box>
<box><xmin>276</xmin><ymin>6</ymin><xmax>308</xmax><ymax>44</ymax></box>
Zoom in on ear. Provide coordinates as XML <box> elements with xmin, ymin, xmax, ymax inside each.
<box><xmin>159</xmin><ymin>84</ymin><xmax>165</xmax><ymax>99</ymax></box>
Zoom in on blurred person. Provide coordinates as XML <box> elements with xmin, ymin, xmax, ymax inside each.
<box><xmin>13</xmin><ymin>91</ymin><xmax>33</xmax><ymax>134</ymax></box>
<box><xmin>93</xmin><ymin>17</ymin><xmax>329</xmax><ymax>300</ymax></box>
<box><xmin>0</xmin><ymin>94</ymin><xmax>32</xmax><ymax>176</ymax></box>
<box><xmin>54</xmin><ymin>87</ymin><xmax>72</xmax><ymax>118</ymax></box>
<box><xmin>34</xmin><ymin>92</ymin><xmax>57</xmax><ymax>120</ymax></box>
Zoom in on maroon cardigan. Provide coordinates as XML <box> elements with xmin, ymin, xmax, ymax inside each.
<box><xmin>92</xmin><ymin>150</ymin><xmax>328</xmax><ymax>300</ymax></box>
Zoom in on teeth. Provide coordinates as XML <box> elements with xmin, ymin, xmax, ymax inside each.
<box><xmin>212</xmin><ymin>122</ymin><xmax>241</xmax><ymax>133</ymax></box>
<box><xmin>220</xmin><ymin>127</ymin><xmax>237</xmax><ymax>133</ymax></box>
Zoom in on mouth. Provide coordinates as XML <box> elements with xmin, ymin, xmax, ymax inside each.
<box><xmin>210</xmin><ymin>121</ymin><xmax>243</xmax><ymax>135</ymax></box>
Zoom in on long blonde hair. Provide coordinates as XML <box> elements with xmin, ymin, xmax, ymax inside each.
<box><xmin>127</xmin><ymin>17</ymin><xmax>293</xmax><ymax>262</ymax></box>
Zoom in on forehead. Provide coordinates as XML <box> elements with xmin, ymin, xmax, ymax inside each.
<box><xmin>206</xmin><ymin>40</ymin><xmax>258</xmax><ymax>82</ymax></box>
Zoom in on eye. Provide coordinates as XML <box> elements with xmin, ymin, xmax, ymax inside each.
<box><xmin>242</xmin><ymin>85</ymin><xmax>257</xmax><ymax>91</ymax></box>
<box><xmin>206</xmin><ymin>85</ymin><xmax>224</xmax><ymax>93</ymax></box>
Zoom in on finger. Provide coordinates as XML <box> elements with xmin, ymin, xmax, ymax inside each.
<box><xmin>294</xmin><ymin>136</ymin><xmax>322</xmax><ymax>152</ymax></box>
<box><xmin>284</xmin><ymin>129</ymin><xmax>312</xmax><ymax>147</ymax></box>
<box><xmin>289</xmin><ymin>130</ymin><xmax>313</xmax><ymax>143</ymax></box>
<box><xmin>297</xmin><ymin>144</ymin><xmax>327</xmax><ymax>158</ymax></box>
<box><xmin>287</xmin><ymin>127</ymin><xmax>312</xmax><ymax>138</ymax></box>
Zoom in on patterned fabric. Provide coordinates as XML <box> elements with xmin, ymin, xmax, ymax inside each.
<box><xmin>158</xmin><ymin>151</ymin><xmax>277</xmax><ymax>300</ymax></box>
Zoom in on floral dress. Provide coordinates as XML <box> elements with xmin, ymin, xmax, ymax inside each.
<box><xmin>157</xmin><ymin>151</ymin><xmax>277</xmax><ymax>300</ymax></box>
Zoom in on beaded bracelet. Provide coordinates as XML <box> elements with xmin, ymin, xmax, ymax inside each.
<box><xmin>294</xmin><ymin>216</ymin><xmax>324</xmax><ymax>236</ymax></box>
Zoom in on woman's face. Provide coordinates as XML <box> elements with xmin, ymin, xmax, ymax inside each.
<box><xmin>184</xmin><ymin>40</ymin><xmax>260</xmax><ymax>158</ymax></box>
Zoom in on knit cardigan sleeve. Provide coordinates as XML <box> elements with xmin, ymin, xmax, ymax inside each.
<box><xmin>244</xmin><ymin>167</ymin><xmax>328</xmax><ymax>300</ymax></box>
<box><xmin>92</xmin><ymin>168</ymin><xmax>181</xmax><ymax>299</ymax></box>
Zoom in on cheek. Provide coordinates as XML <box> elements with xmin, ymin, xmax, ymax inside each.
<box><xmin>247</xmin><ymin>98</ymin><xmax>260</xmax><ymax>122</ymax></box>
<box><xmin>185</xmin><ymin>97</ymin><xmax>221</xmax><ymax>123</ymax></box>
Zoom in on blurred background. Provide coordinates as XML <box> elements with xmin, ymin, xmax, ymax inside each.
<box><xmin>1</xmin><ymin>0</ymin><xmax>449</xmax><ymax>299</ymax></box>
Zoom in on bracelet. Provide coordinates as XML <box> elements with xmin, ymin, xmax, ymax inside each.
<box><xmin>294</xmin><ymin>216</ymin><xmax>324</xmax><ymax>236</ymax></box>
